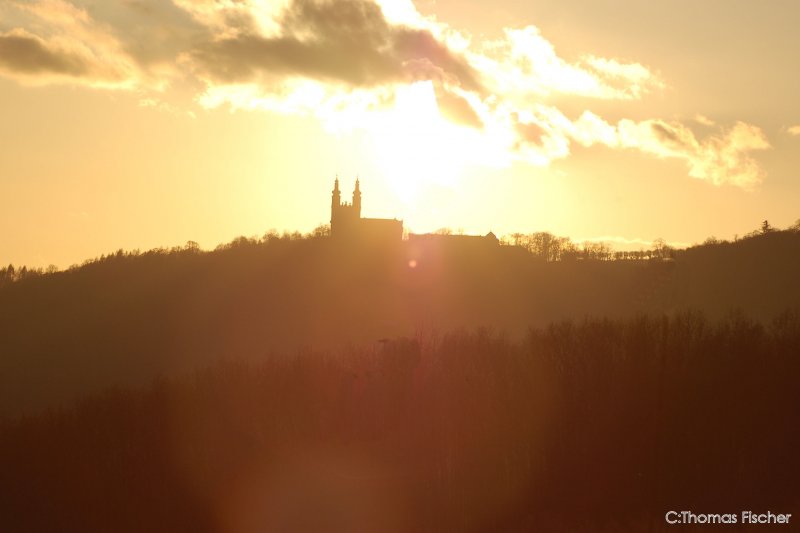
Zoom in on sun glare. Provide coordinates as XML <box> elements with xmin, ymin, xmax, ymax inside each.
<box><xmin>370</xmin><ymin>81</ymin><xmax>500</xmax><ymax>205</ymax></box>
<box><xmin>371</xmin><ymin>82</ymin><xmax>460</xmax><ymax>203</ymax></box>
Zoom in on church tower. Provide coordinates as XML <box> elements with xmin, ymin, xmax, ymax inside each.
<box><xmin>331</xmin><ymin>176</ymin><xmax>341</xmax><ymax>224</ymax></box>
<box><xmin>331</xmin><ymin>176</ymin><xmax>358</xmax><ymax>237</ymax></box>
<box><xmin>352</xmin><ymin>178</ymin><xmax>361</xmax><ymax>218</ymax></box>
<box><xmin>329</xmin><ymin>176</ymin><xmax>401</xmax><ymax>241</ymax></box>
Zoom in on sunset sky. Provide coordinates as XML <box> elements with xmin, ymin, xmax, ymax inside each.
<box><xmin>1</xmin><ymin>0</ymin><xmax>799</xmax><ymax>267</ymax></box>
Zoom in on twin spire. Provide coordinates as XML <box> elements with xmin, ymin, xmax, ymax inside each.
<box><xmin>329</xmin><ymin>174</ymin><xmax>403</xmax><ymax>239</ymax></box>
<box><xmin>333</xmin><ymin>175</ymin><xmax>359</xmax><ymax>192</ymax></box>
<box><xmin>332</xmin><ymin>175</ymin><xmax>361</xmax><ymax>207</ymax></box>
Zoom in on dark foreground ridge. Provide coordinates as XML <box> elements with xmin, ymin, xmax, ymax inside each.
<box><xmin>1</xmin><ymin>314</ymin><xmax>798</xmax><ymax>532</ymax></box>
<box><xmin>1</xmin><ymin>228</ymin><xmax>800</xmax><ymax>416</ymax></box>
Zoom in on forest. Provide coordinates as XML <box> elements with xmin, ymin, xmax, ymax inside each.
<box><xmin>1</xmin><ymin>223</ymin><xmax>799</xmax><ymax>531</ymax></box>
<box><xmin>2</xmin><ymin>223</ymin><xmax>799</xmax><ymax>417</ymax></box>
<box><xmin>1</xmin><ymin>313</ymin><xmax>798</xmax><ymax>531</ymax></box>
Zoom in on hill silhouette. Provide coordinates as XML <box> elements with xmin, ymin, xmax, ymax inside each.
<box><xmin>1</xmin><ymin>228</ymin><xmax>799</xmax><ymax>417</ymax></box>
<box><xmin>1</xmin><ymin>227</ymin><xmax>799</xmax><ymax>531</ymax></box>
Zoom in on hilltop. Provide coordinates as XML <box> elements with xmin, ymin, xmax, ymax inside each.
<box><xmin>1</xmin><ymin>228</ymin><xmax>799</xmax><ymax>416</ymax></box>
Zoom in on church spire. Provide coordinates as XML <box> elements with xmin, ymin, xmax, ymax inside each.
<box><xmin>332</xmin><ymin>175</ymin><xmax>341</xmax><ymax>210</ymax></box>
<box><xmin>352</xmin><ymin>176</ymin><xmax>362</xmax><ymax>218</ymax></box>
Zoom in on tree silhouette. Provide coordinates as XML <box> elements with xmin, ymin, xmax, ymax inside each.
<box><xmin>1</xmin><ymin>314</ymin><xmax>798</xmax><ymax>532</ymax></box>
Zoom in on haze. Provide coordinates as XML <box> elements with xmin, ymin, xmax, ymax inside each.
<box><xmin>1</xmin><ymin>0</ymin><xmax>799</xmax><ymax>267</ymax></box>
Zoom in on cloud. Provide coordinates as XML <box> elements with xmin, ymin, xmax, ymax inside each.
<box><xmin>139</xmin><ymin>97</ymin><xmax>196</xmax><ymax>118</ymax></box>
<box><xmin>694</xmin><ymin>114</ymin><xmax>715</xmax><ymax>126</ymax></box>
<box><xmin>188</xmin><ymin>0</ymin><xmax>482</xmax><ymax>93</ymax></box>
<box><xmin>569</xmin><ymin>113</ymin><xmax>770</xmax><ymax>189</ymax></box>
<box><xmin>170</xmin><ymin>0</ymin><xmax>290</xmax><ymax>37</ymax></box>
<box><xmin>187</xmin><ymin>0</ymin><xmax>490</xmax><ymax>134</ymax></box>
<box><xmin>504</xmin><ymin>107</ymin><xmax>769</xmax><ymax>188</ymax></box>
<box><xmin>0</xmin><ymin>28</ymin><xmax>91</xmax><ymax>76</ymax></box>
<box><xmin>0</xmin><ymin>0</ymin><xmax>771</xmax><ymax>189</ymax></box>
<box><xmin>584</xmin><ymin>56</ymin><xmax>661</xmax><ymax>98</ymax></box>
<box><xmin>433</xmin><ymin>85</ymin><xmax>482</xmax><ymax>128</ymax></box>
<box><xmin>788</xmin><ymin>125</ymin><xmax>800</xmax><ymax>136</ymax></box>
<box><xmin>471</xmin><ymin>26</ymin><xmax>663</xmax><ymax>100</ymax></box>
<box><xmin>0</xmin><ymin>0</ymin><xmax>139</xmax><ymax>87</ymax></box>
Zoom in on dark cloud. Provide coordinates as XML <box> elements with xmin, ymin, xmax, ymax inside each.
<box><xmin>122</xmin><ymin>0</ymin><xmax>155</xmax><ymax>16</ymax></box>
<box><xmin>651</xmin><ymin>121</ymin><xmax>690</xmax><ymax>148</ymax></box>
<box><xmin>190</xmin><ymin>0</ymin><xmax>483</xmax><ymax>92</ymax></box>
<box><xmin>0</xmin><ymin>30</ymin><xmax>90</xmax><ymax>76</ymax></box>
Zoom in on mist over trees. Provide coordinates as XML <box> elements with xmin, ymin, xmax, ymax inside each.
<box><xmin>1</xmin><ymin>223</ymin><xmax>800</xmax><ymax>417</ymax></box>
<box><xmin>1</xmin><ymin>219</ymin><xmax>799</xmax><ymax>531</ymax></box>
<box><xmin>1</xmin><ymin>312</ymin><xmax>798</xmax><ymax>532</ymax></box>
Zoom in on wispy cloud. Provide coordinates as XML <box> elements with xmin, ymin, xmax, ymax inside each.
<box><xmin>471</xmin><ymin>27</ymin><xmax>663</xmax><ymax>101</ymax></box>
<box><xmin>139</xmin><ymin>97</ymin><xmax>196</xmax><ymax>119</ymax></box>
<box><xmin>0</xmin><ymin>0</ymin><xmax>771</xmax><ymax>189</ymax></box>
<box><xmin>567</xmin><ymin>114</ymin><xmax>770</xmax><ymax>189</ymax></box>
<box><xmin>788</xmin><ymin>125</ymin><xmax>800</xmax><ymax>136</ymax></box>
<box><xmin>694</xmin><ymin>114</ymin><xmax>715</xmax><ymax>127</ymax></box>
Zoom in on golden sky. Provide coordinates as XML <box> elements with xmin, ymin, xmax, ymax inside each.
<box><xmin>1</xmin><ymin>0</ymin><xmax>799</xmax><ymax>267</ymax></box>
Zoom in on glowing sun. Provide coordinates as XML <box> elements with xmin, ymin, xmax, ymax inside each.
<box><xmin>370</xmin><ymin>81</ymin><xmax>488</xmax><ymax>204</ymax></box>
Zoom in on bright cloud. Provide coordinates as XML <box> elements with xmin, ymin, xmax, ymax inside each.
<box><xmin>788</xmin><ymin>125</ymin><xmax>800</xmax><ymax>136</ymax></box>
<box><xmin>472</xmin><ymin>27</ymin><xmax>663</xmax><ymax>100</ymax></box>
<box><xmin>694</xmin><ymin>114</ymin><xmax>715</xmax><ymax>127</ymax></box>
<box><xmin>571</xmin><ymin>115</ymin><xmax>770</xmax><ymax>189</ymax></box>
<box><xmin>0</xmin><ymin>0</ymin><xmax>771</xmax><ymax>189</ymax></box>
